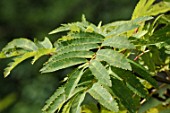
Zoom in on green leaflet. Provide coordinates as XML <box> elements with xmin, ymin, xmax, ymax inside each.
<box><xmin>42</xmin><ymin>86</ymin><xmax>85</xmax><ymax>113</ymax></box>
<box><xmin>65</xmin><ymin>69</ymin><xmax>84</xmax><ymax>98</ymax></box>
<box><xmin>56</xmin><ymin>43</ymin><xmax>99</xmax><ymax>56</ymax></box>
<box><xmin>35</xmin><ymin>37</ymin><xmax>53</xmax><ymax>49</ymax></box>
<box><xmin>48</xmin><ymin>23</ymin><xmax>73</xmax><ymax>34</ymax></box>
<box><xmin>44</xmin><ymin>94</ymin><xmax>66</xmax><ymax>113</ymax></box>
<box><xmin>62</xmin><ymin>98</ymin><xmax>74</xmax><ymax>113</ymax></box>
<box><xmin>56</xmin><ymin>32</ymin><xmax>103</xmax><ymax>43</ymax></box>
<box><xmin>48</xmin><ymin>51</ymin><xmax>94</xmax><ymax>63</ymax></box>
<box><xmin>70</xmin><ymin>92</ymin><xmax>86</xmax><ymax>113</ymax></box>
<box><xmin>42</xmin><ymin>87</ymin><xmax>65</xmax><ymax>112</ymax></box>
<box><xmin>96</xmin><ymin>49</ymin><xmax>132</xmax><ymax>70</ymax></box>
<box><xmin>88</xmin><ymin>82</ymin><xmax>119</xmax><ymax>112</ymax></box>
<box><xmin>72</xmin><ymin>32</ymin><xmax>104</xmax><ymax>39</ymax></box>
<box><xmin>128</xmin><ymin>59</ymin><xmax>158</xmax><ymax>88</ymax></box>
<box><xmin>89</xmin><ymin>59</ymin><xmax>112</xmax><ymax>87</ymax></box>
<box><xmin>106</xmin><ymin>23</ymin><xmax>139</xmax><ymax>37</ymax></box>
<box><xmin>51</xmin><ymin>51</ymin><xmax>93</xmax><ymax>62</ymax></box>
<box><xmin>2</xmin><ymin>38</ymin><xmax>38</xmax><ymax>51</ymax></box>
<box><xmin>111</xmin><ymin>67</ymin><xmax>148</xmax><ymax>97</ymax></box>
<box><xmin>43</xmin><ymin>69</ymin><xmax>86</xmax><ymax>112</ymax></box>
<box><xmin>102</xmin><ymin>36</ymin><xmax>135</xmax><ymax>49</ymax></box>
<box><xmin>103</xmin><ymin>16</ymin><xmax>153</xmax><ymax>29</ymax></box>
<box><xmin>4</xmin><ymin>51</ymin><xmax>36</xmax><ymax>77</ymax></box>
<box><xmin>131</xmin><ymin>16</ymin><xmax>153</xmax><ymax>24</ymax></box>
<box><xmin>54</xmin><ymin>34</ymin><xmax>101</xmax><ymax>54</ymax></box>
<box><xmin>132</xmin><ymin>0</ymin><xmax>154</xmax><ymax>19</ymax></box>
<box><xmin>111</xmin><ymin>78</ymin><xmax>140</xmax><ymax>113</ymax></box>
<box><xmin>132</xmin><ymin>0</ymin><xmax>170</xmax><ymax>19</ymax></box>
<box><xmin>56</xmin><ymin>37</ymin><xmax>103</xmax><ymax>50</ymax></box>
<box><xmin>146</xmin><ymin>2</ymin><xmax>170</xmax><ymax>16</ymax></box>
<box><xmin>32</xmin><ymin>48</ymin><xmax>56</xmax><ymax>64</ymax></box>
<box><xmin>41</xmin><ymin>58</ymin><xmax>87</xmax><ymax>73</ymax></box>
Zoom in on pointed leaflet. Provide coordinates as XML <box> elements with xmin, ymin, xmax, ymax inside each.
<box><xmin>111</xmin><ymin>78</ymin><xmax>140</xmax><ymax>113</ymax></box>
<box><xmin>88</xmin><ymin>83</ymin><xmax>118</xmax><ymax>112</ymax></box>
<box><xmin>42</xmin><ymin>86</ymin><xmax>65</xmax><ymax>112</ymax></box>
<box><xmin>89</xmin><ymin>59</ymin><xmax>112</xmax><ymax>86</ymax></box>
<box><xmin>132</xmin><ymin>0</ymin><xmax>157</xmax><ymax>19</ymax></box>
<box><xmin>103</xmin><ymin>16</ymin><xmax>153</xmax><ymax>29</ymax></box>
<box><xmin>62</xmin><ymin>98</ymin><xmax>74</xmax><ymax>113</ymax></box>
<box><xmin>61</xmin><ymin>88</ymin><xmax>87</xmax><ymax>113</ymax></box>
<box><xmin>102</xmin><ymin>36</ymin><xmax>135</xmax><ymax>49</ymax></box>
<box><xmin>70</xmin><ymin>92</ymin><xmax>86</xmax><ymax>113</ymax></box>
<box><xmin>128</xmin><ymin>59</ymin><xmax>158</xmax><ymax>88</ymax></box>
<box><xmin>49</xmin><ymin>24</ymin><xmax>71</xmax><ymax>34</ymax></box>
<box><xmin>106</xmin><ymin>23</ymin><xmax>139</xmax><ymax>37</ymax></box>
<box><xmin>56</xmin><ymin>36</ymin><xmax>103</xmax><ymax>50</ymax></box>
<box><xmin>41</xmin><ymin>58</ymin><xmax>87</xmax><ymax>73</ymax></box>
<box><xmin>65</xmin><ymin>69</ymin><xmax>84</xmax><ymax>98</ymax></box>
<box><xmin>55</xmin><ymin>32</ymin><xmax>104</xmax><ymax>51</ymax></box>
<box><xmin>43</xmin><ymin>94</ymin><xmax>66</xmax><ymax>113</ymax></box>
<box><xmin>56</xmin><ymin>43</ymin><xmax>99</xmax><ymax>56</ymax></box>
<box><xmin>96</xmin><ymin>49</ymin><xmax>131</xmax><ymax>70</ymax></box>
<box><xmin>42</xmin><ymin>87</ymin><xmax>85</xmax><ymax>113</ymax></box>
<box><xmin>47</xmin><ymin>51</ymin><xmax>94</xmax><ymax>63</ymax></box>
<box><xmin>2</xmin><ymin>38</ymin><xmax>38</xmax><ymax>51</ymax></box>
<box><xmin>4</xmin><ymin>51</ymin><xmax>36</xmax><ymax>77</ymax></box>
<box><xmin>132</xmin><ymin>0</ymin><xmax>152</xmax><ymax>19</ymax></box>
<box><xmin>72</xmin><ymin>32</ymin><xmax>104</xmax><ymax>40</ymax></box>
<box><xmin>111</xmin><ymin>67</ymin><xmax>148</xmax><ymax>97</ymax></box>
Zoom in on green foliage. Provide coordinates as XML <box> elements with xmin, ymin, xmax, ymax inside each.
<box><xmin>1</xmin><ymin>0</ymin><xmax>170</xmax><ymax>113</ymax></box>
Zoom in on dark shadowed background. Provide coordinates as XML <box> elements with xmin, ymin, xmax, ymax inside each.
<box><xmin>0</xmin><ymin>0</ymin><xmax>138</xmax><ymax>113</ymax></box>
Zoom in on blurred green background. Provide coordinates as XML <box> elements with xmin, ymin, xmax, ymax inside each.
<box><xmin>0</xmin><ymin>0</ymin><xmax>138</xmax><ymax>113</ymax></box>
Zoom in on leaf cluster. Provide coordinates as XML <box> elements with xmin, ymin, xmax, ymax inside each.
<box><xmin>0</xmin><ymin>0</ymin><xmax>170</xmax><ymax>113</ymax></box>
